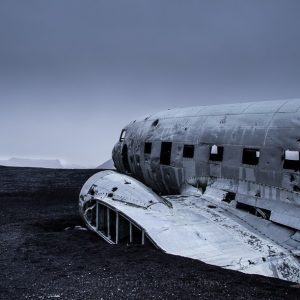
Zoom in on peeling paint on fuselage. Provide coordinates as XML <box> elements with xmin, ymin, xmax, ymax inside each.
<box><xmin>112</xmin><ymin>99</ymin><xmax>300</xmax><ymax>230</ymax></box>
<box><xmin>80</xmin><ymin>99</ymin><xmax>300</xmax><ymax>282</ymax></box>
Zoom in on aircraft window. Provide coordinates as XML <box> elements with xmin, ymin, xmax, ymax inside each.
<box><xmin>144</xmin><ymin>142</ymin><xmax>152</xmax><ymax>154</ymax></box>
<box><xmin>183</xmin><ymin>145</ymin><xmax>194</xmax><ymax>158</ymax></box>
<box><xmin>283</xmin><ymin>150</ymin><xmax>300</xmax><ymax>171</ymax></box>
<box><xmin>160</xmin><ymin>142</ymin><xmax>172</xmax><ymax>165</ymax></box>
<box><xmin>209</xmin><ymin>145</ymin><xmax>224</xmax><ymax>161</ymax></box>
<box><xmin>119</xmin><ymin>129</ymin><xmax>126</xmax><ymax>142</ymax></box>
<box><xmin>242</xmin><ymin>148</ymin><xmax>260</xmax><ymax>165</ymax></box>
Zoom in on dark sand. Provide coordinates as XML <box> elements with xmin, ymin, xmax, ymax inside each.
<box><xmin>0</xmin><ymin>166</ymin><xmax>299</xmax><ymax>299</ymax></box>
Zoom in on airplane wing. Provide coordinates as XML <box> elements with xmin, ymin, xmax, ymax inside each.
<box><xmin>79</xmin><ymin>170</ymin><xmax>300</xmax><ymax>283</ymax></box>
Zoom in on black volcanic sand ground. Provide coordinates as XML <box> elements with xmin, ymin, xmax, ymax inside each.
<box><xmin>0</xmin><ymin>166</ymin><xmax>299</xmax><ymax>299</ymax></box>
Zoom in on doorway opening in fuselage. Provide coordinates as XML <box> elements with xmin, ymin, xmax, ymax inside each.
<box><xmin>160</xmin><ymin>142</ymin><xmax>172</xmax><ymax>165</ymax></box>
<box><xmin>122</xmin><ymin>144</ymin><xmax>131</xmax><ymax>174</ymax></box>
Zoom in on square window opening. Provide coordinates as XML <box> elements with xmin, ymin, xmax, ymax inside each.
<box><xmin>183</xmin><ymin>144</ymin><xmax>194</xmax><ymax>158</ymax></box>
<box><xmin>209</xmin><ymin>145</ymin><xmax>224</xmax><ymax>161</ymax></box>
<box><xmin>283</xmin><ymin>150</ymin><xmax>300</xmax><ymax>171</ymax></box>
<box><xmin>242</xmin><ymin>148</ymin><xmax>260</xmax><ymax>165</ymax></box>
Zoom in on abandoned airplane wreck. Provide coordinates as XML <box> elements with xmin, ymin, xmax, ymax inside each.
<box><xmin>80</xmin><ymin>99</ymin><xmax>300</xmax><ymax>283</ymax></box>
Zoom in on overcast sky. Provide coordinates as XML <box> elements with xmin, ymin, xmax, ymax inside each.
<box><xmin>1</xmin><ymin>0</ymin><xmax>300</xmax><ymax>167</ymax></box>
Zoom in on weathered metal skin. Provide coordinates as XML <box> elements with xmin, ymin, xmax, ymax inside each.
<box><xmin>80</xmin><ymin>99</ymin><xmax>300</xmax><ymax>282</ymax></box>
<box><xmin>112</xmin><ymin>99</ymin><xmax>300</xmax><ymax>230</ymax></box>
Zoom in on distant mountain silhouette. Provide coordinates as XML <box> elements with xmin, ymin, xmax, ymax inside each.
<box><xmin>97</xmin><ymin>159</ymin><xmax>115</xmax><ymax>169</ymax></box>
<box><xmin>0</xmin><ymin>157</ymin><xmax>63</xmax><ymax>169</ymax></box>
